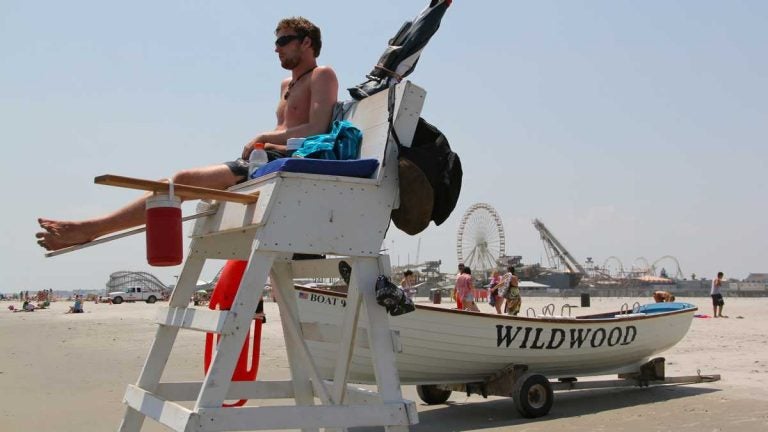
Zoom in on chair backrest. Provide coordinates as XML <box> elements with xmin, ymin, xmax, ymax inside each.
<box><xmin>334</xmin><ymin>81</ymin><xmax>425</xmax><ymax>181</ymax></box>
<box><xmin>200</xmin><ymin>81</ymin><xmax>427</xmax><ymax>253</ymax></box>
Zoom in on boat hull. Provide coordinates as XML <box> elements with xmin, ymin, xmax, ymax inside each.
<box><xmin>296</xmin><ymin>287</ymin><xmax>695</xmax><ymax>385</ymax></box>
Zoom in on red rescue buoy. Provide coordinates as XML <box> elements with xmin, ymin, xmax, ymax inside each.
<box><xmin>204</xmin><ymin>260</ymin><xmax>262</xmax><ymax>407</ymax></box>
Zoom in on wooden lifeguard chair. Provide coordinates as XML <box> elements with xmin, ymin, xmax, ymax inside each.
<box><xmin>118</xmin><ymin>81</ymin><xmax>426</xmax><ymax>432</ymax></box>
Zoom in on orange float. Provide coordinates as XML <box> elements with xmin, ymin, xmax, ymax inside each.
<box><xmin>204</xmin><ymin>260</ymin><xmax>262</xmax><ymax>407</ymax></box>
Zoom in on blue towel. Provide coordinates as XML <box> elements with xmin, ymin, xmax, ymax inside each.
<box><xmin>293</xmin><ymin>120</ymin><xmax>363</xmax><ymax>160</ymax></box>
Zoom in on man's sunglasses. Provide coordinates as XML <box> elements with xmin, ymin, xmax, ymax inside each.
<box><xmin>275</xmin><ymin>34</ymin><xmax>304</xmax><ymax>47</ymax></box>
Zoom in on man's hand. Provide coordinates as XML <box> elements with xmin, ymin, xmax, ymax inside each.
<box><xmin>242</xmin><ymin>140</ymin><xmax>286</xmax><ymax>160</ymax></box>
<box><xmin>242</xmin><ymin>138</ymin><xmax>268</xmax><ymax>160</ymax></box>
<box><xmin>242</xmin><ymin>140</ymin><xmax>256</xmax><ymax>160</ymax></box>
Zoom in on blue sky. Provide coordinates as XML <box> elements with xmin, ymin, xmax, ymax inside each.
<box><xmin>2</xmin><ymin>1</ymin><xmax>766</xmax><ymax>293</ymax></box>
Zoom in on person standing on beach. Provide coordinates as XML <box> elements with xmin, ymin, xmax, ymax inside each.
<box><xmin>501</xmin><ymin>266</ymin><xmax>521</xmax><ymax>316</ymax></box>
<box><xmin>400</xmin><ymin>270</ymin><xmax>416</xmax><ymax>300</ymax></box>
<box><xmin>488</xmin><ymin>270</ymin><xmax>503</xmax><ymax>314</ymax></box>
<box><xmin>36</xmin><ymin>17</ymin><xmax>339</xmax><ymax>252</ymax></box>
<box><xmin>711</xmin><ymin>271</ymin><xmax>727</xmax><ymax>318</ymax></box>
<box><xmin>454</xmin><ymin>263</ymin><xmax>465</xmax><ymax>309</ymax></box>
<box><xmin>455</xmin><ymin>267</ymin><xmax>479</xmax><ymax>312</ymax></box>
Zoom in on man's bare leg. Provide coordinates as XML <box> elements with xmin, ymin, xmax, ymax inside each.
<box><xmin>36</xmin><ymin>164</ymin><xmax>243</xmax><ymax>251</ymax></box>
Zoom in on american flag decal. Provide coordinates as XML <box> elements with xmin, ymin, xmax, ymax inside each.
<box><xmin>298</xmin><ymin>292</ymin><xmax>308</xmax><ymax>299</ymax></box>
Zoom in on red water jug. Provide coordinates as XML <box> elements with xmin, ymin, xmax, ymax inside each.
<box><xmin>204</xmin><ymin>260</ymin><xmax>262</xmax><ymax>407</ymax></box>
<box><xmin>145</xmin><ymin>187</ymin><xmax>182</xmax><ymax>266</ymax></box>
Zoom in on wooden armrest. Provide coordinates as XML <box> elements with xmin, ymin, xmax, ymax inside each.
<box><xmin>95</xmin><ymin>174</ymin><xmax>259</xmax><ymax>204</ymax></box>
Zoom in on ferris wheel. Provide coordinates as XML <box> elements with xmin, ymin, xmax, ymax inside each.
<box><xmin>456</xmin><ymin>203</ymin><xmax>506</xmax><ymax>273</ymax></box>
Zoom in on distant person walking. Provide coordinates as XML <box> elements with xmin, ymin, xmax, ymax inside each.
<box><xmin>488</xmin><ymin>270</ymin><xmax>503</xmax><ymax>314</ymax></box>
<box><xmin>454</xmin><ymin>263</ymin><xmax>465</xmax><ymax>309</ymax></box>
<box><xmin>455</xmin><ymin>267</ymin><xmax>480</xmax><ymax>312</ymax></box>
<box><xmin>711</xmin><ymin>272</ymin><xmax>727</xmax><ymax>318</ymax></box>
<box><xmin>501</xmin><ymin>266</ymin><xmax>521</xmax><ymax>316</ymax></box>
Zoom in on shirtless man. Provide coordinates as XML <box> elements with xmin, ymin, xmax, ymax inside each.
<box><xmin>36</xmin><ymin>17</ymin><xmax>339</xmax><ymax>251</ymax></box>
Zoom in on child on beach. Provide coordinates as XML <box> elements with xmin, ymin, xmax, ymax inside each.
<box><xmin>711</xmin><ymin>272</ymin><xmax>727</xmax><ymax>318</ymax></box>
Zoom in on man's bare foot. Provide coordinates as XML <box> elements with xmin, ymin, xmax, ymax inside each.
<box><xmin>36</xmin><ymin>218</ymin><xmax>98</xmax><ymax>251</ymax></box>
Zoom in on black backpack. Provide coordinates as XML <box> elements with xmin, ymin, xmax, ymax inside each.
<box><xmin>392</xmin><ymin>117</ymin><xmax>462</xmax><ymax>234</ymax></box>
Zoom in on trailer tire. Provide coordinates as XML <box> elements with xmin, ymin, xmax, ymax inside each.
<box><xmin>146</xmin><ymin>296</ymin><xmax>157</xmax><ymax>304</ymax></box>
<box><xmin>112</xmin><ymin>296</ymin><xmax>123</xmax><ymax>305</ymax></box>
<box><xmin>512</xmin><ymin>373</ymin><xmax>553</xmax><ymax>418</ymax></box>
<box><xmin>416</xmin><ymin>385</ymin><xmax>451</xmax><ymax>405</ymax></box>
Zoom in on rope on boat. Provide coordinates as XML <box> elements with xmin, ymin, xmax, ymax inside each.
<box><xmin>561</xmin><ymin>304</ymin><xmax>574</xmax><ymax>317</ymax></box>
<box><xmin>542</xmin><ymin>303</ymin><xmax>555</xmax><ymax>316</ymax></box>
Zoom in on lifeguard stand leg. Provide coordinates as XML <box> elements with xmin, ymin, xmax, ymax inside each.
<box><xmin>354</xmin><ymin>256</ymin><xmax>412</xmax><ymax>432</ymax></box>
<box><xmin>119</xmin><ymin>253</ymin><xmax>207</xmax><ymax>432</ymax></box>
<box><xmin>330</xmin><ymin>272</ymin><xmax>363</xmax><ymax>405</ymax></box>
<box><xmin>271</xmin><ymin>261</ymin><xmax>321</xmax><ymax>432</ymax></box>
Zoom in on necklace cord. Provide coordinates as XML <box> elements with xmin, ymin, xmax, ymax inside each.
<box><xmin>284</xmin><ymin>66</ymin><xmax>317</xmax><ymax>100</ymax></box>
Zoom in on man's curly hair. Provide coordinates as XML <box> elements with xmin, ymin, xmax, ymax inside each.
<box><xmin>276</xmin><ymin>17</ymin><xmax>322</xmax><ymax>57</ymax></box>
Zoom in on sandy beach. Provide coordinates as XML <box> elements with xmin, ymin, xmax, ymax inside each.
<box><xmin>1</xmin><ymin>295</ymin><xmax>767</xmax><ymax>432</ymax></box>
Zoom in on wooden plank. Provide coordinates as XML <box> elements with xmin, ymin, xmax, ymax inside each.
<box><xmin>549</xmin><ymin>374</ymin><xmax>722</xmax><ymax>392</ymax></box>
<box><xmin>332</xmin><ymin>264</ymin><xmax>363</xmax><ymax>404</ymax></box>
<box><xmin>155</xmin><ymin>381</ymin><xmax>295</xmax><ymax>401</ymax></box>
<box><xmin>354</xmin><ymin>257</ymin><xmax>417</xmax><ymax>431</ymax></box>
<box><xmin>122</xmin><ymin>385</ymin><xmax>193</xmax><ymax>432</ymax></box>
<box><xmin>156</xmin><ymin>307</ymin><xmax>229</xmax><ymax>333</ymax></box>
<box><xmin>195</xmin><ymin>403</ymin><xmax>411</xmax><ymax>431</ymax></box>
<box><xmin>95</xmin><ymin>174</ymin><xmax>259</xmax><ymax>204</ymax></box>
<box><xmin>271</xmin><ymin>262</ymin><xmax>320</xmax><ymax>429</ymax></box>
<box><xmin>291</xmin><ymin>257</ymin><xmax>351</xmax><ymax>279</ymax></box>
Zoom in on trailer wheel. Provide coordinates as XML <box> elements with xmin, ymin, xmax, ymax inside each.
<box><xmin>512</xmin><ymin>373</ymin><xmax>553</xmax><ymax>418</ymax></box>
<box><xmin>416</xmin><ymin>385</ymin><xmax>451</xmax><ymax>405</ymax></box>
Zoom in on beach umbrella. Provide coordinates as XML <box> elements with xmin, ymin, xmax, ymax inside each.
<box><xmin>348</xmin><ymin>0</ymin><xmax>452</xmax><ymax>100</ymax></box>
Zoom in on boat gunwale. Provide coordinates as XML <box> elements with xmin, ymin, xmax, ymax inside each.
<box><xmin>294</xmin><ymin>285</ymin><xmax>698</xmax><ymax>324</ymax></box>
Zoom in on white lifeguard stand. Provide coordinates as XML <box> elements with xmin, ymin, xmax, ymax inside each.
<box><xmin>117</xmin><ymin>81</ymin><xmax>426</xmax><ymax>432</ymax></box>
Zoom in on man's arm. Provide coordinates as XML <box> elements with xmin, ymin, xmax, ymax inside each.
<box><xmin>246</xmin><ymin>67</ymin><xmax>339</xmax><ymax>156</ymax></box>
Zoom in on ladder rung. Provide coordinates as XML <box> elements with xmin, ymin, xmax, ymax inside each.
<box><xmin>152</xmin><ymin>380</ymin><xmax>393</xmax><ymax>404</ymax></box>
<box><xmin>195</xmin><ymin>403</ymin><xmax>414</xmax><ymax>431</ymax></box>
<box><xmin>123</xmin><ymin>385</ymin><xmax>194</xmax><ymax>432</ymax></box>
<box><xmin>155</xmin><ymin>381</ymin><xmax>295</xmax><ymax>401</ymax></box>
<box><xmin>156</xmin><ymin>306</ymin><xmax>229</xmax><ymax>333</ymax></box>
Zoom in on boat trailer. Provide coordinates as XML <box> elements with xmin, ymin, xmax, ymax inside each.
<box><xmin>416</xmin><ymin>357</ymin><xmax>721</xmax><ymax>418</ymax></box>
